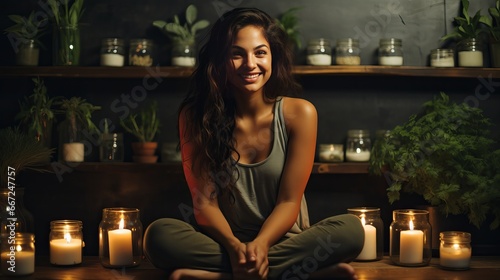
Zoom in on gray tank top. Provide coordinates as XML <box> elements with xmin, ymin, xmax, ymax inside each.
<box><xmin>219</xmin><ymin>98</ymin><xmax>310</xmax><ymax>242</ymax></box>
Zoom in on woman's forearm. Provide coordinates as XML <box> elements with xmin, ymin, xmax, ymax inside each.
<box><xmin>253</xmin><ymin>201</ymin><xmax>299</xmax><ymax>247</ymax></box>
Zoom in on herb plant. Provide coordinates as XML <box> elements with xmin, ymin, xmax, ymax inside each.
<box><xmin>56</xmin><ymin>96</ymin><xmax>101</xmax><ymax>141</ymax></box>
<box><xmin>4</xmin><ymin>11</ymin><xmax>47</xmax><ymax>49</ymax></box>
<box><xmin>16</xmin><ymin>77</ymin><xmax>59</xmax><ymax>146</ymax></box>
<box><xmin>370</xmin><ymin>92</ymin><xmax>500</xmax><ymax>229</ymax></box>
<box><xmin>275</xmin><ymin>7</ymin><xmax>302</xmax><ymax>49</ymax></box>
<box><xmin>153</xmin><ymin>4</ymin><xmax>210</xmax><ymax>44</ymax></box>
<box><xmin>483</xmin><ymin>0</ymin><xmax>500</xmax><ymax>41</ymax></box>
<box><xmin>120</xmin><ymin>101</ymin><xmax>160</xmax><ymax>143</ymax></box>
<box><xmin>441</xmin><ymin>0</ymin><xmax>489</xmax><ymax>42</ymax></box>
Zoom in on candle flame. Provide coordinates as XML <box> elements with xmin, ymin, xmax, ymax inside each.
<box><xmin>409</xmin><ymin>219</ymin><xmax>414</xmax><ymax>230</ymax></box>
<box><xmin>119</xmin><ymin>218</ymin><xmax>125</xmax><ymax>229</ymax></box>
<box><xmin>453</xmin><ymin>243</ymin><xmax>460</xmax><ymax>250</ymax></box>
<box><xmin>360</xmin><ymin>214</ymin><xmax>366</xmax><ymax>226</ymax></box>
<box><xmin>64</xmin><ymin>232</ymin><xmax>72</xmax><ymax>243</ymax></box>
<box><xmin>16</xmin><ymin>245</ymin><xmax>22</xmax><ymax>252</ymax></box>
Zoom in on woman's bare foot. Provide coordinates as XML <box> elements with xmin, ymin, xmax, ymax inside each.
<box><xmin>169</xmin><ymin>268</ymin><xmax>232</xmax><ymax>280</ymax></box>
<box><xmin>310</xmin><ymin>262</ymin><xmax>357</xmax><ymax>280</ymax></box>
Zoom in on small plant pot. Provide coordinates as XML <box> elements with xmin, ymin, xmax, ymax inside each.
<box><xmin>131</xmin><ymin>142</ymin><xmax>158</xmax><ymax>163</ymax></box>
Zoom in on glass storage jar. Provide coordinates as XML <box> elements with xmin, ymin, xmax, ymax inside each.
<box><xmin>347</xmin><ymin>207</ymin><xmax>384</xmax><ymax>261</ymax></box>
<box><xmin>430</xmin><ymin>49</ymin><xmax>454</xmax><ymax>67</ymax></box>
<box><xmin>317</xmin><ymin>144</ymin><xmax>344</xmax><ymax>162</ymax></box>
<box><xmin>306</xmin><ymin>38</ymin><xmax>332</xmax><ymax>66</ymax></box>
<box><xmin>99</xmin><ymin>133</ymin><xmax>124</xmax><ymax>162</ymax></box>
<box><xmin>379</xmin><ymin>38</ymin><xmax>403</xmax><ymax>66</ymax></box>
<box><xmin>335</xmin><ymin>38</ymin><xmax>360</xmax><ymax>65</ymax></box>
<box><xmin>99</xmin><ymin>208</ymin><xmax>143</xmax><ymax>268</ymax></box>
<box><xmin>129</xmin><ymin>39</ymin><xmax>154</xmax><ymax>66</ymax></box>
<box><xmin>439</xmin><ymin>231</ymin><xmax>471</xmax><ymax>270</ymax></box>
<box><xmin>0</xmin><ymin>233</ymin><xmax>35</xmax><ymax>276</ymax></box>
<box><xmin>345</xmin><ymin>130</ymin><xmax>371</xmax><ymax>162</ymax></box>
<box><xmin>457</xmin><ymin>38</ymin><xmax>483</xmax><ymax>67</ymax></box>
<box><xmin>390</xmin><ymin>209</ymin><xmax>432</xmax><ymax>266</ymax></box>
<box><xmin>49</xmin><ymin>220</ymin><xmax>83</xmax><ymax>265</ymax></box>
<box><xmin>100</xmin><ymin>38</ymin><xmax>125</xmax><ymax>67</ymax></box>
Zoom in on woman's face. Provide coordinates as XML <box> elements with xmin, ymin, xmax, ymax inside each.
<box><xmin>227</xmin><ymin>25</ymin><xmax>272</xmax><ymax>95</ymax></box>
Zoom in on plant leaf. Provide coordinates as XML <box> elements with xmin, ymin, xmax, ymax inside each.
<box><xmin>186</xmin><ymin>4</ymin><xmax>197</xmax><ymax>25</ymax></box>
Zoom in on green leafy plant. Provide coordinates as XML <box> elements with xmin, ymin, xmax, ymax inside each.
<box><xmin>370</xmin><ymin>92</ymin><xmax>500</xmax><ymax>229</ymax></box>
<box><xmin>4</xmin><ymin>11</ymin><xmax>47</xmax><ymax>49</ymax></box>
<box><xmin>0</xmin><ymin>127</ymin><xmax>54</xmax><ymax>187</ymax></box>
<box><xmin>120</xmin><ymin>101</ymin><xmax>160</xmax><ymax>143</ymax></box>
<box><xmin>56</xmin><ymin>96</ymin><xmax>101</xmax><ymax>140</ymax></box>
<box><xmin>16</xmin><ymin>77</ymin><xmax>59</xmax><ymax>146</ymax></box>
<box><xmin>152</xmin><ymin>4</ymin><xmax>210</xmax><ymax>44</ymax></box>
<box><xmin>275</xmin><ymin>7</ymin><xmax>302</xmax><ymax>49</ymax></box>
<box><xmin>482</xmin><ymin>0</ymin><xmax>500</xmax><ymax>41</ymax></box>
<box><xmin>441</xmin><ymin>0</ymin><xmax>490</xmax><ymax>42</ymax></box>
<box><xmin>48</xmin><ymin>0</ymin><xmax>85</xmax><ymax>65</ymax></box>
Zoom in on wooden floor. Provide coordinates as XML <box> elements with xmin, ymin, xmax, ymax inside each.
<box><xmin>1</xmin><ymin>256</ymin><xmax>499</xmax><ymax>280</ymax></box>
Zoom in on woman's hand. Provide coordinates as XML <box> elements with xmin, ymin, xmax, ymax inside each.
<box><xmin>228</xmin><ymin>241</ymin><xmax>268</xmax><ymax>279</ymax></box>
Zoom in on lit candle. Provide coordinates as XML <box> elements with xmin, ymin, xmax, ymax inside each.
<box><xmin>108</xmin><ymin>218</ymin><xmax>133</xmax><ymax>266</ymax></box>
<box><xmin>440</xmin><ymin>243</ymin><xmax>471</xmax><ymax>269</ymax></box>
<box><xmin>345</xmin><ymin>150</ymin><xmax>370</xmax><ymax>162</ymax></box>
<box><xmin>356</xmin><ymin>215</ymin><xmax>377</xmax><ymax>260</ymax></box>
<box><xmin>400</xmin><ymin>219</ymin><xmax>424</xmax><ymax>264</ymax></box>
<box><xmin>50</xmin><ymin>231</ymin><xmax>82</xmax><ymax>265</ymax></box>
<box><xmin>1</xmin><ymin>245</ymin><xmax>35</xmax><ymax>276</ymax></box>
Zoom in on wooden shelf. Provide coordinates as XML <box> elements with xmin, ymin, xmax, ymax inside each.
<box><xmin>47</xmin><ymin>162</ymin><xmax>369</xmax><ymax>174</ymax></box>
<box><xmin>1</xmin><ymin>65</ymin><xmax>500</xmax><ymax>78</ymax></box>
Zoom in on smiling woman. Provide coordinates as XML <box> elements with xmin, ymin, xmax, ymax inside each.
<box><xmin>143</xmin><ymin>7</ymin><xmax>364</xmax><ymax>280</ymax></box>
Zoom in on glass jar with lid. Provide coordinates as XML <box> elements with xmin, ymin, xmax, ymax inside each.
<box><xmin>306</xmin><ymin>38</ymin><xmax>332</xmax><ymax>66</ymax></box>
<box><xmin>390</xmin><ymin>209</ymin><xmax>432</xmax><ymax>267</ymax></box>
<box><xmin>345</xmin><ymin>129</ymin><xmax>371</xmax><ymax>162</ymax></box>
<box><xmin>49</xmin><ymin>220</ymin><xmax>83</xmax><ymax>265</ymax></box>
<box><xmin>379</xmin><ymin>38</ymin><xmax>403</xmax><ymax>66</ymax></box>
<box><xmin>100</xmin><ymin>38</ymin><xmax>125</xmax><ymax>67</ymax></box>
<box><xmin>129</xmin><ymin>39</ymin><xmax>154</xmax><ymax>66</ymax></box>
<box><xmin>347</xmin><ymin>207</ymin><xmax>384</xmax><ymax>261</ymax></box>
<box><xmin>439</xmin><ymin>231</ymin><xmax>472</xmax><ymax>270</ymax></box>
<box><xmin>335</xmin><ymin>38</ymin><xmax>360</xmax><ymax>65</ymax></box>
<box><xmin>430</xmin><ymin>49</ymin><xmax>454</xmax><ymax>67</ymax></box>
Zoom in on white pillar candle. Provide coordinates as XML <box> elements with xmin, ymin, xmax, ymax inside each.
<box><xmin>1</xmin><ymin>250</ymin><xmax>35</xmax><ymax>275</ymax></box>
<box><xmin>63</xmin><ymin>142</ymin><xmax>84</xmax><ymax>162</ymax></box>
<box><xmin>356</xmin><ymin>216</ymin><xmax>377</xmax><ymax>260</ymax></box>
<box><xmin>440</xmin><ymin>244</ymin><xmax>471</xmax><ymax>269</ymax></box>
<box><xmin>400</xmin><ymin>220</ymin><xmax>424</xmax><ymax>264</ymax></box>
<box><xmin>50</xmin><ymin>233</ymin><xmax>82</xmax><ymax>265</ymax></box>
<box><xmin>108</xmin><ymin>218</ymin><xmax>133</xmax><ymax>266</ymax></box>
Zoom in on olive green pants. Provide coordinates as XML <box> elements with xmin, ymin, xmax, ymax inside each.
<box><xmin>143</xmin><ymin>214</ymin><xmax>364</xmax><ymax>279</ymax></box>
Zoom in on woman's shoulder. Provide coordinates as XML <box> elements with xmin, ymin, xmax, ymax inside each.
<box><xmin>281</xmin><ymin>96</ymin><xmax>317</xmax><ymax>119</ymax></box>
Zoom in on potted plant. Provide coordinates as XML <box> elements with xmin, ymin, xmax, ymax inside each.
<box><xmin>48</xmin><ymin>0</ymin><xmax>85</xmax><ymax>66</ymax></box>
<box><xmin>120</xmin><ymin>101</ymin><xmax>160</xmax><ymax>163</ymax></box>
<box><xmin>16</xmin><ymin>77</ymin><xmax>59</xmax><ymax>148</ymax></box>
<box><xmin>275</xmin><ymin>7</ymin><xmax>302</xmax><ymax>50</ymax></box>
<box><xmin>55</xmin><ymin>97</ymin><xmax>101</xmax><ymax>162</ymax></box>
<box><xmin>483</xmin><ymin>0</ymin><xmax>500</xmax><ymax>67</ymax></box>
<box><xmin>153</xmin><ymin>4</ymin><xmax>210</xmax><ymax>67</ymax></box>
<box><xmin>441</xmin><ymin>0</ymin><xmax>490</xmax><ymax>67</ymax></box>
<box><xmin>370</xmin><ymin>92</ymin><xmax>500</xmax><ymax>230</ymax></box>
<box><xmin>4</xmin><ymin>11</ymin><xmax>47</xmax><ymax>66</ymax></box>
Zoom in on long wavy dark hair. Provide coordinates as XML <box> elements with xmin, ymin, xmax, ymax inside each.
<box><xmin>179</xmin><ymin>7</ymin><xmax>301</xmax><ymax>198</ymax></box>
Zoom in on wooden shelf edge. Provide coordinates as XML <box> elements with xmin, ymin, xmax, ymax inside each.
<box><xmin>41</xmin><ymin>162</ymin><xmax>369</xmax><ymax>174</ymax></box>
<box><xmin>1</xmin><ymin>65</ymin><xmax>500</xmax><ymax>78</ymax></box>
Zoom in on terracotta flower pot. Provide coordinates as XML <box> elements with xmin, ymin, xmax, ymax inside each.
<box><xmin>131</xmin><ymin>142</ymin><xmax>158</xmax><ymax>163</ymax></box>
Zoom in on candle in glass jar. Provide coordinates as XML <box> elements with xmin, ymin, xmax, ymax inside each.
<box><xmin>440</xmin><ymin>243</ymin><xmax>471</xmax><ymax>269</ymax></box>
<box><xmin>108</xmin><ymin>218</ymin><xmax>133</xmax><ymax>266</ymax></box>
<box><xmin>50</xmin><ymin>232</ymin><xmax>82</xmax><ymax>265</ymax></box>
<box><xmin>345</xmin><ymin>150</ymin><xmax>370</xmax><ymax>162</ymax></box>
<box><xmin>400</xmin><ymin>220</ymin><xmax>423</xmax><ymax>264</ymax></box>
<box><xmin>356</xmin><ymin>215</ymin><xmax>377</xmax><ymax>260</ymax></box>
<box><xmin>1</xmin><ymin>248</ymin><xmax>35</xmax><ymax>275</ymax></box>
